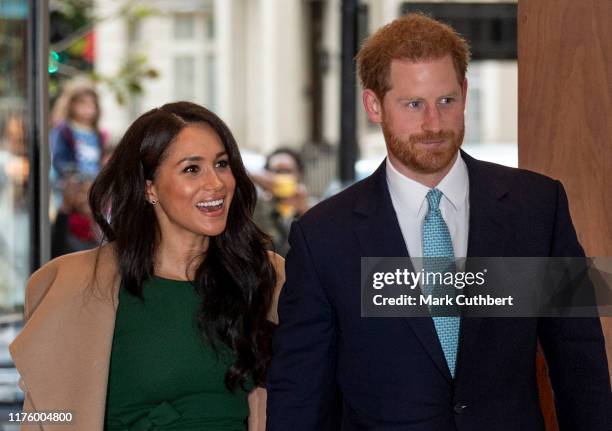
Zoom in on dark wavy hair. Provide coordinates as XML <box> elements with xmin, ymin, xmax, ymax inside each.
<box><xmin>89</xmin><ymin>101</ymin><xmax>276</xmax><ymax>390</ymax></box>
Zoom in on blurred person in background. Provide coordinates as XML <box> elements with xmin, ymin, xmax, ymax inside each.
<box><xmin>10</xmin><ymin>101</ymin><xmax>283</xmax><ymax>430</ymax></box>
<box><xmin>49</xmin><ymin>78</ymin><xmax>106</xmax><ymax>187</ymax></box>
<box><xmin>49</xmin><ymin>78</ymin><xmax>106</xmax><ymax>256</ymax></box>
<box><xmin>252</xmin><ymin>148</ymin><xmax>310</xmax><ymax>256</ymax></box>
<box><xmin>0</xmin><ymin>115</ymin><xmax>29</xmax><ymax>208</ymax></box>
<box><xmin>50</xmin><ymin>173</ymin><xmax>97</xmax><ymax>258</ymax></box>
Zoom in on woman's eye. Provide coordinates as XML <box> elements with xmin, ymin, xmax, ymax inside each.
<box><xmin>184</xmin><ymin>165</ymin><xmax>200</xmax><ymax>174</ymax></box>
<box><xmin>215</xmin><ymin>160</ymin><xmax>229</xmax><ymax>168</ymax></box>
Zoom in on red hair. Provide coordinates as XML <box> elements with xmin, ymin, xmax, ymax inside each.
<box><xmin>356</xmin><ymin>13</ymin><xmax>471</xmax><ymax>99</ymax></box>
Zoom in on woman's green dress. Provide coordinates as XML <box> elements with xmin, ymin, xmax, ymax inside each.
<box><xmin>104</xmin><ymin>277</ymin><xmax>252</xmax><ymax>430</ymax></box>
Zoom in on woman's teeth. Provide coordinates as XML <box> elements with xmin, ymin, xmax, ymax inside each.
<box><xmin>196</xmin><ymin>199</ymin><xmax>224</xmax><ymax>210</ymax></box>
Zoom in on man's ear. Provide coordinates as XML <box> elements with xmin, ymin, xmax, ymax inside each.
<box><xmin>145</xmin><ymin>179</ymin><xmax>158</xmax><ymax>204</ymax></box>
<box><xmin>462</xmin><ymin>78</ymin><xmax>468</xmax><ymax>105</ymax></box>
<box><xmin>363</xmin><ymin>89</ymin><xmax>383</xmax><ymax>124</ymax></box>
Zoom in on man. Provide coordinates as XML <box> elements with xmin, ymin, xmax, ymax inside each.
<box><xmin>266</xmin><ymin>13</ymin><xmax>611</xmax><ymax>431</ymax></box>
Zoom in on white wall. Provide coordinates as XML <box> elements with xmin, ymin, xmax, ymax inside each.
<box><xmin>95</xmin><ymin>0</ymin><xmax>310</xmax><ymax>155</ymax></box>
<box><xmin>94</xmin><ymin>0</ymin><xmax>517</xmax><ymax>164</ymax></box>
<box><xmin>94</xmin><ymin>0</ymin><xmax>130</xmax><ymax>141</ymax></box>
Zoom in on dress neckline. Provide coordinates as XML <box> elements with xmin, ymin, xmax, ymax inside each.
<box><xmin>151</xmin><ymin>275</ymin><xmax>194</xmax><ymax>284</ymax></box>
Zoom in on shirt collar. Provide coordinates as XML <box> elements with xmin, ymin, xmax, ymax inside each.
<box><xmin>385</xmin><ymin>151</ymin><xmax>468</xmax><ymax>216</ymax></box>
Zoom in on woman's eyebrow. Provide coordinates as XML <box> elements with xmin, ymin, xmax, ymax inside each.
<box><xmin>175</xmin><ymin>151</ymin><xmax>227</xmax><ymax>166</ymax></box>
<box><xmin>175</xmin><ymin>155</ymin><xmax>204</xmax><ymax>165</ymax></box>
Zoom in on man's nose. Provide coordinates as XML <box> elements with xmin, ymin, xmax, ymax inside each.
<box><xmin>422</xmin><ymin>105</ymin><xmax>442</xmax><ymax>133</ymax></box>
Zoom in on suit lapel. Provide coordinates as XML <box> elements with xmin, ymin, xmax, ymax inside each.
<box><xmin>464</xmin><ymin>152</ymin><xmax>511</xmax><ymax>259</ymax></box>
<box><xmin>353</xmin><ymin>161</ymin><xmax>453</xmax><ymax>382</ymax></box>
<box><xmin>455</xmin><ymin>151</ymin><xmax>514</xmax><ymax>380</ymax></box>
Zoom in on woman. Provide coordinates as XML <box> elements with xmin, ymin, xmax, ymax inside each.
<box><xmin>252</xmin><ymin>148</ymin><xmax>310</xmax><ymax>256</ymax></box>
<box><xmin>10</xmin><ymin>102</ymin><xmax>284</xmax><ymax>430</ymax></box>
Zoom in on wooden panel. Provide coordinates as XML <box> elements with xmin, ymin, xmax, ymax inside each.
<box><xmin>518</xmin><ymin>0</ymin><xmax>612</xmax><ymax>253</ymax></box>
<box><xmin>518</xmin><ymin>1</ymin><xmax>612</xmax><ymax>430</ymax></box>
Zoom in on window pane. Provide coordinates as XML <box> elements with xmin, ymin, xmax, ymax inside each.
<box><xmin>174</xmin><ymin>56</ymin><xmax>196</xmax><ymax>101</ymax></box>
<box><xmin>0</xmin><ymin>0</ymin><xmax>30</xmax><ymax>310</ymax></box>
<box><xmin>0</xmin><ymin>0</ymin><xmax>30</xmax><ymax>407</ymax></box>
<box><xmin>174</xmin><ymin>14</ymin><xmax>195</xmax><ymax>39</ymax></box>
<box><xmin>206</xmin><ymin>53</ymin><xmax>216</xmax><ymax>111</ymax></box>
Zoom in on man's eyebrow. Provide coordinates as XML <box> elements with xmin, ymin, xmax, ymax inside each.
<box><xmin>442</xmin><ymin>91</ymin><xmax>461</xmax><ymax>97</ymax></box>
<box><xmin>397</xmin><ymin>96</ymin><xmax>425</xmax><ymax>102</ymax></box>
<box><xmin>396</xmin><ymin>91</ymin><xmax>460</xmax><ymax>102</ymax></box>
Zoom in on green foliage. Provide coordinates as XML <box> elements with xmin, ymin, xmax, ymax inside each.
<box><xmin>50</xmin><ymin>0</ymin><xmax>159</xmax><ymax>105</ymax></box>
<box><xmin>91</xmin><ymin>54</ymin><xmax>159</xmax><ymax>106</ymax></box>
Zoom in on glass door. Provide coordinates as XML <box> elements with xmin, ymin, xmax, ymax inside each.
<box><xmin>0</xmin><ymin>0</ymin><xmax>48</xmax><ymax>415</ymax></box>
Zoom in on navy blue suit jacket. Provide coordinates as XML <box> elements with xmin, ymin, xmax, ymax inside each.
<box><xmin>267</xmin><ymin>152</ymin><xmax>611</xmax><ymax>431</ymax></box>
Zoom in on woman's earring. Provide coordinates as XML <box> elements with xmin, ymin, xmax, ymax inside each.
<box><xmin>150</xmin><ymin>199</ymin><xmax>158</xmax><ymax>205</ymax></box>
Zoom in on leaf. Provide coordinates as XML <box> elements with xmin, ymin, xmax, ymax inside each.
<box><xmin>145</xmin><ymin>69</ymin><xmax>159</xmax><ymax>79</ymax></box>
<box><xmin>128</xmin><ymin>82</ymin><xmax>143</xmax><ymax>93</ymax></box>
<box><xmin>115</xmin><ymin>92</ymin><xmax>125</xmax><ymax>106</ymax></box>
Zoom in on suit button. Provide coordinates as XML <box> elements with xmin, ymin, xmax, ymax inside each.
<box><xmin>454</xmin><ymin>404</ymin><xmax>467</xmax><ymax>414</ymax></box>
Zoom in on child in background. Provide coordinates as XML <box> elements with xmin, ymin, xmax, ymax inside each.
<box><xmin>49</xmin><ymin>79</ymin><xmax>106</xmax><ymax>255</ymax></box>
<box><xmin>50</xmin><ymin>81</ymin><xmax>105</xmax><ymax>187</ymax></box>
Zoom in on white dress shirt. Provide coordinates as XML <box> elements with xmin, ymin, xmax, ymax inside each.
<box><xmin>386</xmin><ymin>153</ymin><xmax>470</xmax><ymax>260</ymax></box>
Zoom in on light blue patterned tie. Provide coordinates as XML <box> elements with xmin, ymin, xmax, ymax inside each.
<box><xmin>422</xmin><ymin>188</ymin><xmax>460</xmax><ymax>377</ymax></box>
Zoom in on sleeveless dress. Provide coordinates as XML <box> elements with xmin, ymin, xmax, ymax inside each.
<box><xmin>104</xmin><ymin>277</ymin><xmax>252</xmax><ymax>430</ymax></box>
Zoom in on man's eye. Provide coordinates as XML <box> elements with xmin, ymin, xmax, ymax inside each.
<box><xmin>215</xmin><ymin>160</ymin><xmax>229</xmax><ymax>168</ymax></box>
<box><xmin>405</xmin><ymin>101</ymin><xmax>422</xmax><ymax>109</ymax></box>
<box><xmin>440</xmin><ymin>97</ymin><xmax>455</xmax><ymax>104</ymax></box>
<box><xmin>184</xmin><ymin>165</ymin><xmax>200</xmax><ymax>173</ymax></box>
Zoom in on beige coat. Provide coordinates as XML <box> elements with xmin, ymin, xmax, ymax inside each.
<box><xmin>9</xmin><ymin>244</ymin><xmax>283</xmax><ymax>430</ymax></box>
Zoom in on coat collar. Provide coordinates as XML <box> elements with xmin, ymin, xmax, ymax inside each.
<box><xmin>352</xmin><ymin>150</ymin><xmax>514</xmax><ymax>382</ymax></box>
<box><xmin>10</xmin><ymin>244</ymin><xmax>120</xmax><ymax>430</ymax></box>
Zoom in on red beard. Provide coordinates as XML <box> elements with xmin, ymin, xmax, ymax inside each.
<box><xmin>383</xmin><ymin>123</ymin><xmax>464</xmax><ymax>174</ymax></box>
